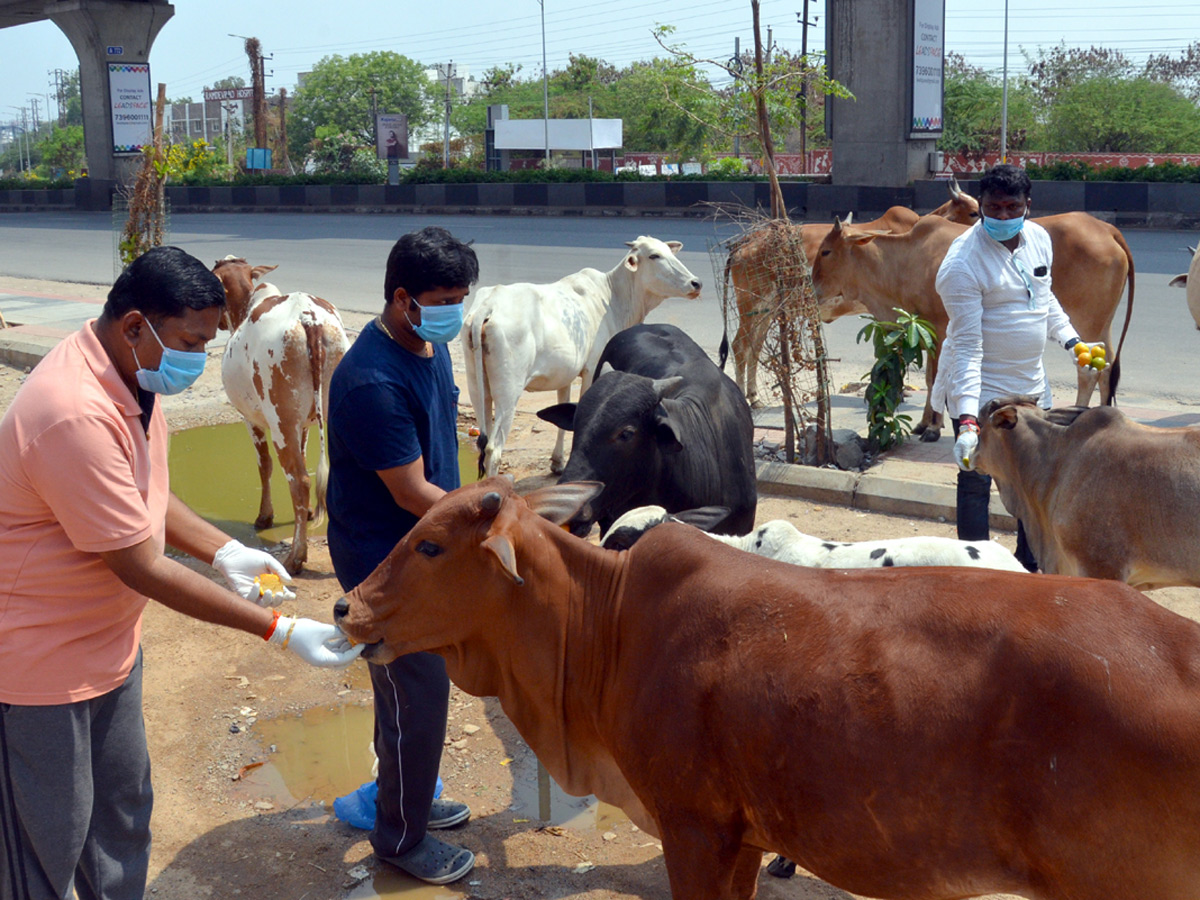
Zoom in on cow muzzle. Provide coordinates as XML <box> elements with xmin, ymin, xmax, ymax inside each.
<box><xmin>332</xmin><ymin>596</ymin><xmax>387</xmax><ymax>660</ymax></box>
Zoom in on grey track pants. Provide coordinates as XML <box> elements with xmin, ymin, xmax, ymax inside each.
<box><xmin>0</xmin><ymin>650</ymin><xmax>153</xmax><ymax>900</ymax></box>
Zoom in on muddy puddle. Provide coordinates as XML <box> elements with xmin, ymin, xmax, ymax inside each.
<box><xmin>169</xmin><ymin>423</ymin><xmax>482</xmax><ymax>548</ymax></box>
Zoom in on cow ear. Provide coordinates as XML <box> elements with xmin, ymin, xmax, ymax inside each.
<box><xmin>666</xmin><ymin>241</ymin><xmax>683</xmax><ymax>252</ymax></box>
<box><xmin>653</xmin><ymin>409</ymin><xmax>684</xmax><ymax>454</ymax></box>
<box><xmin>250</xmin><ymin>264</ymin><xmax>278</xmax><ymax>282</ymax></box>
<box><xmin>624</xmin><ymin>253</ymin><xmax>639</xmax><ymax>272</ymax></box>
<box><xmin>672</xmin><ymin>506</ymin><xmax>731</xmax><ymax>533</ymax></box>
<box><xmin>522</xmin><ymin>481</ymin><xmax>605</xmax><ymax>525</ymax></box>
<box><xmin>596</xmin><ymin>361</ymin><xmax>615</xmax><ymax>379</ymax></box>
<box><xmin>848</xmin><ymin>229</ymin><xmax>889</xmax><ymax>245</ymax></box>
<box><xmin>987</xmin><ymin>406</ymin><xmax>1020</xmax><ymax>431</ymax></box>
<box><xmin>482</xmin><ymin>534</ymin><xmax>524</xmax><ymax>586</ymax></box>
<box><xmin>1170</xmin><ymin>274</ymin><xmax>1188</xmax><ymax>288</ymax></box>
<box><xmin>537</xmin><ymin>403</ymin><xmax>577</xmax><ymax>431</ymax></box>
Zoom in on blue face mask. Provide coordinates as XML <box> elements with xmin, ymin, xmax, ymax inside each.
<box><xmin>981</xmin><ymin>214</ymin><xmax>1026</xmax><ymax>243</ymax></box>
<box><xmin>408</xmin><ymin>299</ymin><xmax>464</xmax><ymax>344</ymax></box>
<box><xmin>133</xmin><ymin>317</ymin><xmax>207</xmax><ymax>395</ymax></box>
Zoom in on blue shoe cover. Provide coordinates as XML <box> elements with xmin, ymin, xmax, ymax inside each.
<box><xmin>333</xmin><ymin>776</ymin><xmax>444</xmax><ymax>830</ymax></box>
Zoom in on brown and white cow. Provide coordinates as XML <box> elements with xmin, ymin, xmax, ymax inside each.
<box><xmin>721</xmin><ymin>180</ymin><xmax>981</xmax><ymax>408</ymax></box>
<box><xmin>811</xmin><ymin>209</ymin><xmax>1135</xmax><ymax>441</ymax></box>
<box><xmin>212</xmin><ymin>257</ymin><xmax>349</xmax><ymax>574</ymax></box>
<box><xmin>975</xmin><ymin>395</ymin><xmax>1200</xmax><ymax>589</ymax></box>
<box><xmin>335</xmin><ymin>477</ymin><xmax>1200</xmax><ymax>900</ymax></box>
<box><xmin>1170</xmin><ymin>243</ymin><xmax>1200</xmax><ymax>330</ymax></box>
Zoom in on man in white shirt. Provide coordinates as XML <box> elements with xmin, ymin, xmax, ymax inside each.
<box><xmin>933</xmin><ymin>164</ymin><xmax>1092</xmax><ymax>571</ymax></box>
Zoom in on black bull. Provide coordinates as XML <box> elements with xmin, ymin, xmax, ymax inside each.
<box><xmin>538</xmin><ymin>323</ymin><xmax>757</xmax><ymax>537</ymax></box>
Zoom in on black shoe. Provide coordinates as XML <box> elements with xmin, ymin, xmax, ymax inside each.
<box><xmin>766</xmin><ymin>855</ymin><xmax>797</xmax><ymax>878</ymax></box>
<box><xmin>378</xmin><ymin>833</ymin><xmax>475</xmax><ymax>885</ymax></box>
<box><xmin>428</xmin><ymin>797</ymin><xmax>471</xmax><ymax>829</ymax></box>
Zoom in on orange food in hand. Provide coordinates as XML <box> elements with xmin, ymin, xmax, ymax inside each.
<box><xmin>1074</xmin><ymin>342</ymin><xmax>1089</xmax><ymax>357</ymax></box>
<box><xmin>1090</xmin><ymin>356</ymin><xmax>1107</xmax><ymax>371</ymax></box>
<box><xmin>255</xmin><ymin>573</ymin><xmax>284</xmax><ymax>595</ymax></box>
<box><xmin>1090</xmin><ymin>344</ymin><xmax>1106</xmax><ymax>359</ymax></box>
<box><xmin>1076</xmin><ymin>352</ymin><xmax>1092</xmax><ymax>367</ymax></box>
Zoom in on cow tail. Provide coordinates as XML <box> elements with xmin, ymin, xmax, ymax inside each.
<box><xmin>718</xmin><ymin>250</ymin><xmax>734</xmax><ymax>371</ymax></box>
<box><xmin>307</xmin><ymin>323</ymin><xmax>329</xmax><ymax>527</ymax></box>
<box><xmin>469</xmin><ymin>311</ymin><xmax>491</xmax><ymax>480</ymax></box>
<box><xmin>1107</xmin><ymin>230</ymin><xmax>1136</xmax><ymax>405</ymax></box>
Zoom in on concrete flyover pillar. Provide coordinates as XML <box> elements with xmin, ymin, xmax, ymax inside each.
<box><xmin>49</xmin><ymin>0</ymin><xmax>175</xmax><ymax>206</ymax></box>
<box><xmin>825</xmin><ymin>0</ymin><xmax>944</xmax><ymax>188</ymax></box>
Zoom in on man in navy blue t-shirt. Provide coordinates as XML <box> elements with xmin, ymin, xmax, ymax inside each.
<box><xmin>327</xmin><ymin>226</ymin><xmax>479</xmax><ymax>885</ymax></box>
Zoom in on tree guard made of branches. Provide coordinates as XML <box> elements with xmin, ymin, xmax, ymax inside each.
<box><xmin>716</xmin><ymin>215</ymin><xmax>833</xmax><ymax>465</ymax></box>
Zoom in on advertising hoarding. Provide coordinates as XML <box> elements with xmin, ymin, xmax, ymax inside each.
<box><xmin>376</xmin><ymin>114</ymin><xmax>408</xmax><ymax>160</ymax></box>
<box><xmin>109</xmin><ymin>62</ymin><xmax>153</xmax><ymax>154</ymax></box>
<box><xmin>911</xmin><ymin>0</ymin><xmax>945</xmax><ymax>134</ymax></box>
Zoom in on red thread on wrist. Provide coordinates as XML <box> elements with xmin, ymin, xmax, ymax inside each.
<box><xmin>263</xmin><ymin>608</ymin><xmax>281</xmax><ymax>641</ymax></box>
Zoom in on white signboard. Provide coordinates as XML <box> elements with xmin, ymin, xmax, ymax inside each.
<box><xmin>108</xmin><ymin>62</ymin><xmax>152</xmax><ymax>154</ymax></box>
<box><xmin>376</xmin><ymin>114</ymin><xmax>409</xmax><ymax>160</ymax></box>
<box><xmin>203</xmin><ymin>87</ymin><xmax>254</xmax><ymax>101</ymax></box>
<box><xmin>494</xmin><ymin>119</ymin><xmax>622</xmax><ymax>151</ymax></box>
<box><xmin>910</xmin><ymin>0</ymin><xmax>945</xmax><ymax>134</ymax></box>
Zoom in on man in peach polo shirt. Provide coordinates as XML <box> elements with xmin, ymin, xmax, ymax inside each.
<box><xmin>0</xmin><ymin>246</ymin><xmax>361</xmax><ymax>900</ymax></box>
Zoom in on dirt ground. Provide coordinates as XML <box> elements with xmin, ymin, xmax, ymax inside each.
<box><xmin>3</xmin><ymin>282</ymin><xmax>1198</xmax><ymax>900</ymax></box>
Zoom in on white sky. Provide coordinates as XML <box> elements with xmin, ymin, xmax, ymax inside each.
<box><xmin>2</xmin><ymin>0</ymin><xmax>1199</xmax><ymax>128</ymax></box>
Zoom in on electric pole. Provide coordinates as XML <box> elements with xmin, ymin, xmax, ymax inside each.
<box><xmin>797</xmin><ymin>0</ymin><xmax>817</xmax><ymax>174</ymax></box>
<box><xmin>437</xmin><ymin>62</ymin><xmax>455</xmax><ymax>168</ymax></box>
<box><xmin>731</xmin><ymin>37</ymin><xmax>742</xmax><ymax>159</ymax></box>
<box><xmin>48</xmin><ymin>68</ymin><xmax>68</xmax><ymax>126</ymax></box>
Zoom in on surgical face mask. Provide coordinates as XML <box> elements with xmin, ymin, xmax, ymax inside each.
<box><xmin>408</xmin><ymin>299</ymin><xmax>464</xmax><ymax>344</ymax></box>
<box><xmin>981</xmin><ymin>213</ymin><xmax>1026</xmax><ymax>243</ymax></box>
<box><xmin>132</xmin><ymin>316</ymin><xmax>207</xmax><ymax>394</ymax></box>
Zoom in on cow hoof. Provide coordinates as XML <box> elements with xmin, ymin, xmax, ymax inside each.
<box><xmin>255</xmin><ymin>514</ymin><xmax>275</xmax><ymax>529</ymax></box>
<box><xmin>284</xmin><ymin>556</ymin><xmax>304</xmax><ymax>576</ymax></box>
<box><xmin>749</xmin><ymin>397</ymin><xmax>766</xmax><ymax>410</ymax></box>
<box><xmin>766</xmin><ymin>856</ymin><xmax>797</xmax><ymax>878</ymax></box>
<box><xmin>549</xmin><ymin>459</ymin><xmax>565</xmax><ymax>475</ymax></box>
<box><xmin>918</xmin><ymin>428</ymin><xmax>942</xmax><ymax>443</ymax></box>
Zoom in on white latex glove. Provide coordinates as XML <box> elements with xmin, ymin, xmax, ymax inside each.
<box><xmin>268</xmin><ymin>616</ymin><xmax>363</xmax><ymax>668</ymax></box>
<box><xmin>954</xmin><ymin>421</ymin><xmax>980</xmax><ymax>472</ymax></box>
<box><xmin>213</xmin><ymin>539</ymin><xmax>295</xmax><ymax>604</ymax></box>
<box><xmin>1070</xmin><ymin>340</ymin><xmax>1107</xmax><ymax>368</ymax></box>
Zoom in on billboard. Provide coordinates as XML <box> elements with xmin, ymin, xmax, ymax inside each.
<box><xmin>376</xmin><ymin>114</ymin><xmax>408</xmax><ymax>160</ymax></box>
<box><xmin>910</xmin><ymin>0</ymin><xmax>945</xmax><ymax>135</ymax></box>
<box><xmin>108</xmin><ymin>62</ymin><xmax>153</xmax><ymax>154</ymax></box>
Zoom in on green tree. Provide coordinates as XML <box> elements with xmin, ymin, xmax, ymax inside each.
<box><xmin>1041</xmin><ymin>77</ymin><xmax>1200</xmax><ymax>152</ymax></box>
<box><xmin>607</xmin><ymin>58</ymin><xmax>716</xmax><ymax>156</ymax></box>
<box><xmin>288</xmin><ymin>52</ymin><xmax>432</xmax><ymax>161</ymax></box>
<box><xmin>939</xmin><ymin>52</ymin><xmax>1036</xmax><ymax>154</ymax></box>
<box><xmin>34</xmin><ymin>124</ymin><xmax>85</xmax><ymax>176</ymax></box>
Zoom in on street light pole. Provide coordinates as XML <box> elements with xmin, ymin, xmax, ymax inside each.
<box><xmin>1000</xmin><ymin>0</ymin><xmax>1009</xmax><ymax>164</ymax></box>
<box><xmin>538</xmin><ymin>0</ymin><xmax>549</xmax><ymax>165</ymax></box>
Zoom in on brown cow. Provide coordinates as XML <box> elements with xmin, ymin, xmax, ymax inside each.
<box><xmin>811</xmin><ymin>208</ymin><xmax>1134</xmax><ymax>441</ymax></box>
<box><xmin>212</xmin><ymin>257</ymin><xmax>349</xmax><ymax>574</ymax></box>
<box><xmin>334</xmin><ymin>477</ymin><xmax>1200</xmax><ymax>900</ymax></box>
<box><xmin>975</xmin><ymin>395</ymin><xmax>1200</xmax><ymax>589</ymax></box>
<box><xmin>722</xmin><ymin>181</ymin><xmax>980</xmax><ymax>408</ymax></box>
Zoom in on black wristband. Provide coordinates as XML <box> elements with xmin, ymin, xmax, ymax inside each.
<box><xmin>1064</xmin><ymin>337</ymin><xmax>1079</xmax><ymax>351</ymax></box>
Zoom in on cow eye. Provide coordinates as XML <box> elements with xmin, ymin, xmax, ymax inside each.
<box><xmin>648</xmin><ymin>253</ymin><xmax>661</xmax><ymax>260</ymax></box>
<box><xmin>617</xmin><ymin>426</ymin><xmax>637</xmax><ymax>442</ymax></box>
<box><xmin>821</xmin><ymin>249</ymin><xmax>831</xmax><ymax>256</ymax></box>
<box><xmin>416</xmin><ymin>540</ymin><xmax>443</xmax><ymax>558</ymax></box>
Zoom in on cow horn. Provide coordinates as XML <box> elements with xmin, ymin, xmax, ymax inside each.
<box><xmin>845</xmin><ymin>211</ymin><xmax>854</xmax><ymax>226</ymax></box>
<box><xmin>949</xmin><ymin>175</ymin><xmax>962</xmax><ymax>198</ymax></box>
<box><xmin>652</xmin><ymin>376</ymin><xmax>684</xmax><ymax>400</ymax></box>
<box><xmin>481</xmin><ymin>491</ymin><xmax>503</xmax><ymax>514</ymax></box>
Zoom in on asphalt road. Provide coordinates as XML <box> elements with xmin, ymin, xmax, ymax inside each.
<box><xmin>0</xmin><ymin>210</ymin><xmax>1195</xmax><ymax>409</ymax></box>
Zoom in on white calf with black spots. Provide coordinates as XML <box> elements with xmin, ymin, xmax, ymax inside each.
<box><xmin>603</xmin><ymin>506</ymin><xmax>1027</xmax><ymax>572</ymax></box>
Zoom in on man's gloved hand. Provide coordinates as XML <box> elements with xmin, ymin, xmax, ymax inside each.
<box><xmin>1068</xmin><ymin>339</ymin><xmax>1107</xmax><ymax>370</ymax></box>
<box><xmin>213</xmin><ymin>539</ymin><xmax>295</xmax><ymax>604</ymax></box>
<box><xmin>954</xmin><ymin>417</ymin><xmax>980</xmax><ymax>472</ymax></box>
<box><xmin>268</xmin><ymin>616</ymin><xmax>363</xmax><ymax>668</ymax></box>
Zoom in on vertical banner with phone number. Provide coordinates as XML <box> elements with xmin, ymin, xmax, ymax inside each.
<box><xmin>109</xmin><ymin>62</ymin><xmax>153</xmax><ymax>154</ymax></box>
<box><xmin>911</xmin><ymin>0</ymin><xmax>945</xmax><ymax>134</ymax></box>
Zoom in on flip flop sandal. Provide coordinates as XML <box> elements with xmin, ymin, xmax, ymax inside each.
<box><xmin>382</xmin><ymin>834</ymin><xmax>476</xmax><ymax>885</ymax></box>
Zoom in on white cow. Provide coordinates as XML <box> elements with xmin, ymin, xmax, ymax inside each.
<box><xmin>212</xmin><ymin>257</ymin><xmax>349</xmax><ymax>575</ymax></box>
<box><xmin>463</xmin><ymin>236</ymin><xmax>702</xmax><ymax>478</ymax></box>
<box><xmin>1170</xmin><ymin>244</ymin><xmax>1200</xmax><ymax>330</ymax></box>
<box><xmin>602</xmin><ymin>505</ymin><xmax>1028</xmax><ymax>572</ymax></box>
